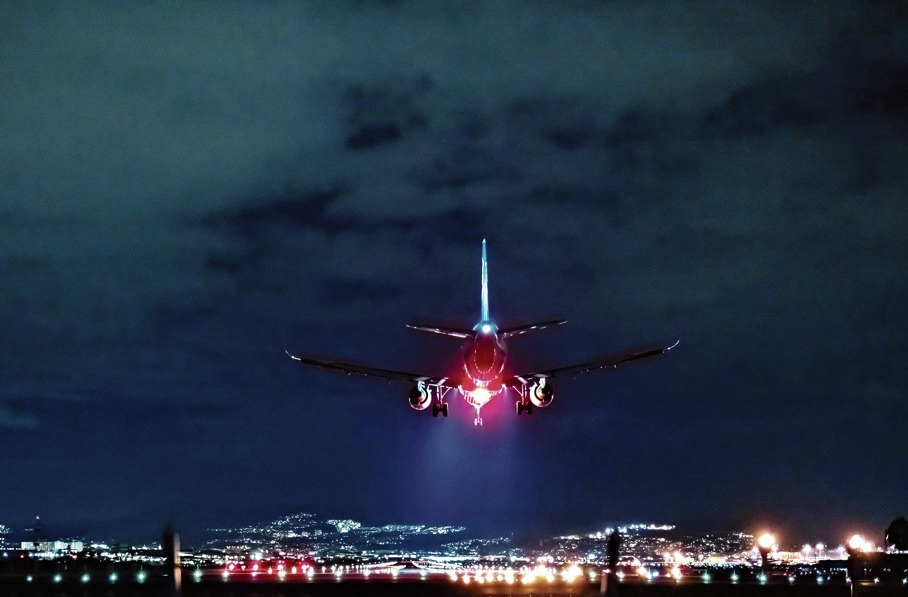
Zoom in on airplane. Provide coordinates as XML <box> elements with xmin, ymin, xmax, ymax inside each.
<box><xmin>287</xmin><ymin>240</ymin><xmax>678</xmax><ymax>426</ymax></box>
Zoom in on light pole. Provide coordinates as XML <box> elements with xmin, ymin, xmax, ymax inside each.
<box><xmin>802</xmin><ymin>544</ymin><xmax>812</xmax><ymax>564</ymax></box>
<box><xmin>845</xmin><ymin>534</ymin><xmax>865</xmax><ymax>597</ymax></box>
<box><xmin>756</xmin><ymin>533</ymin><xmax>775</xmax><ymax>583</ymax></box>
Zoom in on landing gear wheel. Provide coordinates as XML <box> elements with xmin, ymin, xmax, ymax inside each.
<box><xmin>525</xmin><ymin>403</ymin><xmax>533</xmax><ymax>415</ymax></box>
<box><xmin>440</xmin><ymin>403</ymin><xmax>448</xmax><ymax>417</ymax></box>
<box><xmin>474</xmin><ymin>416</ymin><xmax>483</xmax><ymax>426</ymax></box>
<box><xmin>432</xmin><ymin>403</ymin><xmax>439</xmax><ymax>417</ymax></box>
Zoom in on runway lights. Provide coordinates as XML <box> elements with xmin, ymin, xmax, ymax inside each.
<box><xmin>562</xmin><ymin>564</ymin><xmax>582</xmax><ymax>583</ymax></box>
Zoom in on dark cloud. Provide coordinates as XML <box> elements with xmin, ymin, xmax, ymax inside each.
<box><xmin>204</xmin><ymin>188</ymin><xmax>342</xmax><ymax>234</ymax></box>
<box><xmin>346</xmin><ymin>124</ymin><xmax>402</xmax><ymax>150</ymax></box>
<box><xmin>342</xmin><ymin>77</ymin><xmax>432</xmax><ymax>149</ymax></box>
<box><xmin>322</xmin><ymin>277</ymin><xmax>400</xmax><ymax>304</ymax></box>
<box><xmin>0</xmin><ymin>401</ymin><xmax>39</xmax><ymax>430</ymax></box>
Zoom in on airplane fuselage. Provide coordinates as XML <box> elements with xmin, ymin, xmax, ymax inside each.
<box><xmin>461</xmin><ymin>324</ymin><xmax>507</xmax><ymax>392</ymax></box>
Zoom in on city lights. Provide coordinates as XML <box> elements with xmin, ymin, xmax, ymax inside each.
<box><xmin>4</xmin><ymin>514</ymin><xmax>906</xmax><ymax>592</ymax></box>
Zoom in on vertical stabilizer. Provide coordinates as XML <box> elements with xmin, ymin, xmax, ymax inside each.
<box><xmin>481</xmin><ymin>239</ymin><xmax>489</xmax><ymax>322</ymax></box>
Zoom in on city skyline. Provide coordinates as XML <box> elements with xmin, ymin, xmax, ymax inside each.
<box><xmin>0</xmin><ymin>510</ymin><xmax>898</xmax><ymax>561</ymax></box>
<box><xmin>1</xmin><ymin>2</ymin><xmax>906</xmax><ymax>543</ymax></box>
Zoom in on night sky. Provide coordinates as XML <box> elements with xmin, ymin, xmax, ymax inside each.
<box><xmin>1</xmin><ymin>2</ymin><xmax>907</xmax><ymax>546</ymax></box>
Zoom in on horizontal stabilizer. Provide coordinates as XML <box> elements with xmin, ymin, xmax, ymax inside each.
<box><xmin>405</xmin><ymin>324</ymin><xmax>473</xmax><ymax>339</ymax></box>
<box><xmin>499</xmin><ymin>318</ymin><xmax>567</xmax><ymax>340</ymax></box>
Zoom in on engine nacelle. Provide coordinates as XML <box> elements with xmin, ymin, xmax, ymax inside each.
<box><xmin>529</xmin><ymin>378</ymin><xmax>554</xmax><ymax>408</ymax></box>
<box><xmin>409</xmin><ymin>382</ymin><xmax>431</xmax><ymax>411</ymax></box>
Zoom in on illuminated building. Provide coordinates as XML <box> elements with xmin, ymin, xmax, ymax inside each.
<box><xmin>20</xmin><ymin>540</ymin><xmax>84</xmax><ymax>554</ymax></box>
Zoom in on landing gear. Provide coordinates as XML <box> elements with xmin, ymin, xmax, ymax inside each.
<box><xmin>432</xmin><ymin>402</ymin><xmax>448</xmax><ymax>417</ymax></box>
<box><xmin>515</xmin><ymin>383</ymin><xmax>533</xmax><ymax>415</ymax></box>
<box><xmin>474</xmin><ymin>415</ymin><xmax>483</xmax><ymax>426</ymax></box>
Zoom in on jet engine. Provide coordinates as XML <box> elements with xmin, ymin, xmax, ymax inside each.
<box><xmin>409</xmin><ymin>383</ymin><xmax>431</xmax><ymax>411</ymax></box>
<box><xmin>529</xmin><ymin>379</ymin><xmax>554</xmax><ymax>408</ymax></box>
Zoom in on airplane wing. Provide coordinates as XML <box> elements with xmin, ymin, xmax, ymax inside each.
<box><xmin>506</xmin><ymin>339</ymin><xmax>679</xmax><ymax>384</ymax></box>
<box><xmin>285</xmin><ymin>351</ymin><xmax>456</xmax><ymax>387</ymax></box>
